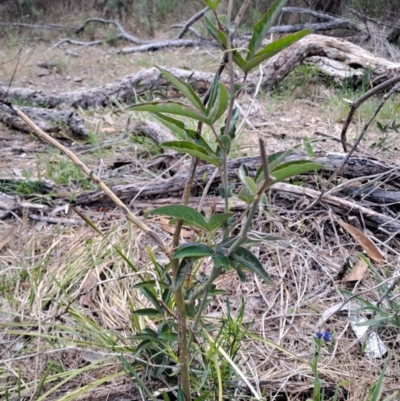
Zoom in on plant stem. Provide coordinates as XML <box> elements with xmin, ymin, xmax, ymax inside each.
<box><xmin>172</xmin><ymin>157</ymin><xmax>199</xmax><ymax>401</ymax></box>
<box><xmin>187</xmin><ymin>266</ymin><xmax>222</xmax><ymax>350</ymax></box>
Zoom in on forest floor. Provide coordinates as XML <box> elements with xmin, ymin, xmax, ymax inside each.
<box><xmin>1</xmin><ymin>33</ymin><xmax>400</xmax><ymax>401</ymax></box>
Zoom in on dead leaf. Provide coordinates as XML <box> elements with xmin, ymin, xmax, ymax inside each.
<box><xmin>81</xmin><ymin>264</ymin><xmax>105</xmax><ymax>308</ymax></box>
<box><xmin>157</xmin><ymin>217</ymin><xmax>194</xmax><ymax>240</ymax></box>
<box><xmin>102</xmin><ymin>127</ymin><xmax>116</xmax><ymax>134</ymax></box>
<box><xmin>337</xmin><ymin>219</ymin><xmax>386</xmax><ymax>265</ymax></box>
<box><xmin>0</xmin><ymin>227</ymin><xmax>15</xmax><ymax>251</ymax></box>
<box><xmin>344</xmin><ymin>259</ymin><xmax>368</xmax><ymax>282</ymax></box>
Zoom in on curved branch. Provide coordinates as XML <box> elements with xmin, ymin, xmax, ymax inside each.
<box><xmin>175</xmin><ymin>6</ymin><xmax>209</xmax><ymax>39</ymax></box>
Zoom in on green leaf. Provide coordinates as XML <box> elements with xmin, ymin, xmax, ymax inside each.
<box><xmin>246</xmin><ymin>0</ymin><xmax>286</xmax><ymax>61</ymax></box>
<box><xmin>218</xmin><ymin>183</ymin><xmax>235</xmax><ymax>199</ymax></box>
<box><xmin>271</xmin><ymin>160</ymin><xmax>323</xmax><ymax>183</ymax></box>
<box><xmin>208</xmin><ymin>212</ymin><xmax>233</xmax><ymax>231</ymax></box>
<box><xmin>237</xmin><ymin>186</ymin><xmax>254</xmax><ymax>204</ymax></box>
<box><xmin>245</xmin><ymin>29</ymin><xmax>311</xmax><ymax>73</ymax></box>
<box><xmin>231</xmin><ymin>247</ymin><xmax>273</xmax><ymax>284</ymax></box>
<box><xmin>132</xmin><ymin>280</ymin><xmax>158</xmax><ymax>289</ymax></box>
<box><xmin>207</xmin><ymin>82</ymin><xmax>229</xmax><ymax>124</ymax></box>
<box><xmin>158</xmin><ymin>331</ymin><xmax>178</xmax><ymax>341</ymax></box>
<box><xmin>152</xmin><ymin>113</ymin><xmax>188</xmax><ymax>140</ymax></box>
<box><xmin>212</xmin><ymin>253</ymin><xmax>230</xmax><ymax>270</ymax></box>
<box><xmin>128</xmin><ymin>101</ymin><xmax>209</xmax><ymax>124</ymax></box>
<box><xmin>156</xmin><ymin>66</ymin><xmax>206</xmax><ymax>113</ymax></box>
<box><xmin>230</xmin><ymin>258</ymin><xmax>247</xmax><ymax>282</ymax></box>
<box><xmin>149</xmin><ymin>205</ymin><xmax>210</xmax><ymax>231</ymax></box>
<box><xmin>371</xmin><ymin>361</ymin><xmax>387</xmax><ymax>401</ymax></box>
<box><xmin>133</xmin><ymin>339</ymin><xmax>153</xmax><ymax>356</ymax></box>
<box><xmin>185</xmin><ymin>129</ymin><xmax>215</xmax><ymax>153</ymax></box>
<box><xmin>194</xmin><ymin>395</ymin><xmax>209</xmax><ymax>401</ymax></box>
<box><xmin>201</xmin><ymin>0</ymin><xmax>221</xmax><ymax>10</ymax></box>
<box><xmin>132</xmin><ymin>308</ymin><xmax>162</xmax><ymax>316</ymax></box>
<box><xmin>162</xmin><ymin>140</ymin><xmax>220</xmax><ymax>166</ymax></box>
<box><xmin>141</xmin><ymin>287</ymin><xmax>164</xmax><ymax>314</ymax></box>
<box><xmin>173</xmin><ymin>258</ymin><xmax>193</xmax><ymax>290</ymax></box>
<box><xmin>204</xmin><ymin>17</ymin><xmax>246</xmax><ymax>71</ymax></box>
<box><xmin>238</xmin><ymin>164</ymin><xmax>257</xmax><ymax>192</ymax></box>
<box><xmin>303</xmin><ymin>136</ymin><xmax>314</xmax><ymax>157</ymax></box>
<box><xmin>173</xmin><ymin>244</ymin><xmax>214</xmax><ymax>259</ymax></box>
<box><xmin>226</xmin><ymin>107</ymin><xmax>240</xmax><ymax>140</ymax></box>
<box><xmin>268</xmin><ymin>149</ymin><xmax>294</xmax><ymax>172</ymax></box>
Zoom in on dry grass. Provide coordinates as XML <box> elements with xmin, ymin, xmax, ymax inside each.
<box><xmin>1</xmin><ymin>32</ymin><xmax>400</xmax><ymax>401</ymax></box>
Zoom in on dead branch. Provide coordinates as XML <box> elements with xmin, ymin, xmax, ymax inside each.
<box><xmin>118</xmin><ymin>38</ymin><xmax>215</xmax><ymax>54</ymax></box>
<box><xmin>174</xmin><ymin>6</ymin><xmax>209</xmax><ymax>39</ymax></box>
<box><xmin>75</xmin><ymin>17</ymin><xmax>142</xmax><ymax>44</ymax></box>
<box><xmin>171</xmin><ymin>25</ymin><xmax>204</xmax><ymax>39</ymax></box>
<box><xmin>340</xmin><ymin>75</ymin><xmax>400</xmax><ymax>152</ymax></box>
<box><xmin>282</xmin><ymin>6</ymin><xmax>338</xmax><ymax>21</ymax></box>
<box><xmin>50</xmin><ymin>38</ymin><xmax>105</xmax><ymax>50</ymax></box>
<box><xmin>0</xmin><ymin>22</ymin><xmax>79</xmax><ymax>32</ymax></box>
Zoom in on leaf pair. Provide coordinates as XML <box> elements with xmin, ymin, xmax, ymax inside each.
<box><xmin>238</xmin><ymin>150</ymin><xmax>323</xmax><ymax>205</ymax></box>
<box><xmin>129</xmin><ymin>66</ymin><xmax>229</xmax><ymax>128</ymax></box>
<box><xmin>149</xmin><ymin>205</ymin><xmax>233</xmax><ymax>233</ymax></box>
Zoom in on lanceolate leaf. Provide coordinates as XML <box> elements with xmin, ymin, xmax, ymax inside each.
<box><xmin>204</xmin><ymin>16</ymin><xmax>246</xmax><ymax>71</ymax></box>
<box><xmin>128</xmin><ymin>101</ymin><xmax>209</xmax><ymax>124</ymax></box>
<box><xmin>156</xmin><ymin>66</ymin><xmax>206</xmax><ymax>113</ymax></box>
<box><xmin>173</xmin><ymin>243</ymin><xmax>214</xmax><ymax>259</ymax></box>
<box><xmin>185</xmin><ymin>129</ymin><xmax>215</xmax><ymax>153</ymax></box>
<box><xmin>208</xmin><ymin>213</ymin><xmax>233</xmax><ymax>231</ymax></box>
<box><xmin>231</xmin><ymin>247</ymin><xmax>273</xmax><ymax>284</ymax></box>
<box><xmin>245</xmin><ymin>29</ymin><xmax>311</xmax><ymax>73</ymax></box>
<box><xmin>141</xmin><ymin>288</ymin><xmax>164</xmax><ymax>314</ymax></box>
<box><xmin>149</xmin><ymin>205</ymin><xmax>210</xmax><ymax>231</ymax></box>
<box><xmin>212</xmin><ymin>253</ymin><xmax>230</xmax><ymax>269</ymax></box>
<box><xmin>132</xmin><ymin>308</ymin><xmax>162</xmax><ymax>316</ymax></box>
<box><xmin>201</xmin><ymin>0</ymin><xmax>221</xmax><ymax>11</ymax></box>
<box><xmin>246</xmin><ymin>0</ymin><xmax>287</xmax><ymax>61</ymax></box>
<box><xmin>152</xmin><ymin>113</ymin><xmax>188</xmax><ymax>140</ymax></box>
<box><xmin>271</xmin><ymin>160</ymin><xmax>323</xmax><ymax>183</ymax></box>
<box><xmin>268</xmin><ymin>149</ymin><xmax>294</xmax><ymax>172</ymax></box>
<box><xmin>163</xmin><ymin>140</ymin><xmax>220</xmax><ymax>166</ymax></box>
<box><xmin>207</xmin><ymin>82</ymin><xmax>229</xmax><ymax>124</ymax></box>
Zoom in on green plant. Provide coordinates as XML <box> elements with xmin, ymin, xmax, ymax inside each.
<box><xmin>371</xmin><ymin>120</ymin><xmax>400</xmax><ymax>151</ymax></box>
<box><xmin>307</xmin><ymin>329</ymin><xmax>337</xmax><ymax>401</ymax></box>
<box><xmin>123</xmin><ymin>1</ymin><xmax>315</xmax><ymax>398</ymax></box>
<box><xmin>343</xmin><ymin>255</ymin><xmax>400</xmax><ymax>330</ymax></box>
<box><xmin>4</xmin><ymin>0</ymin><xmax>323</xmax><ymax>399</ymax></box>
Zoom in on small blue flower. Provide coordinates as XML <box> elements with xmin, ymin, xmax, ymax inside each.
<box><xmin>323</xmin><ymin>329</ymin><xmax>331</xmax><ymax>342</ymax></box>
<box><xmin>316</xmin><ymin>331</ymin><xmax>323</xmax><ymax>339</ymax></box>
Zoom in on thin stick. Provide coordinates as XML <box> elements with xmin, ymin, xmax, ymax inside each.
<box><xmin>297</xmin><ymin>81</ymin><xmax>400</xmax><ymax>218</ymax></box>
<box><xmin>1</xmin><ymin>102</ymin><xmax>166</xmax><ymax>251</ymax></box>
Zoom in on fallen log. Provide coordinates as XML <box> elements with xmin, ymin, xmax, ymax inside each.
<box><xmin>73</xmin><ymin>151</ymin><xmax>399</xmax><ymax>205</ymax></box>
<box><xmin>0</xmin><ymin>104</ymin><xmax>88</xmax><ymax>137</ymax></box>
<box><xmin>1</xmin><ymin>35</ymin><xmax>399</xmax><ymax>113</ymax></box>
